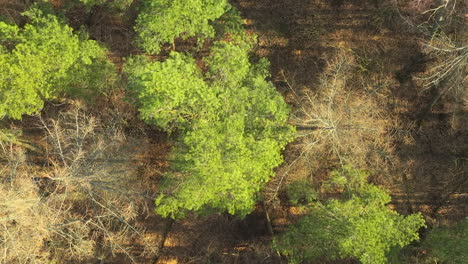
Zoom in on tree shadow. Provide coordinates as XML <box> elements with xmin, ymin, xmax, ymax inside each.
<box><xmin>389</xmin><ymin>42</ymin><xmax>468</xmax><ymax>223</ymax></box>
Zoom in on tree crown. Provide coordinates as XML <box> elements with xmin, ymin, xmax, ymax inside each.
<box><xmin>125</xmin><ymin>36</ymin><xmax>295</xmax><ymax>218</ymax></box>
<box><xmin>274</xmin><ymin>167</ymin><xmax>426</xmax><ymax>264</ymax></box>
<box><xmin>0</xmin><ymin>7</ymin><xmax>114</xmax><ymax>119</ymax></box>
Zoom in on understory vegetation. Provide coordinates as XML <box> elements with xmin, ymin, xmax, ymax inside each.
<box><xmin>0</xmin><ymin>0</ymin><xmax>466</xmax><ymax>263</ymax></box>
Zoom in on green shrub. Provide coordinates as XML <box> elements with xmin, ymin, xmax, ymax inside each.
<box><xmin>274</xmin><ymin>167</ymin><xmax>426</xmax><ymax>264</ymax></box>
<box><xmin>79</xmin><ymin>0</ymin><xmax>105</xmax><ymax>5</ymax></box>
<box><xmin>423</xmin><ymin>218</ymin><xmax>468</xmax><ymax>263</ymax></box>
<box><xmin>323</xmin><ymin>165</ymin><xmax>370</xmax><ymax>192</ymax></box>
<box><xmin>212</xmin><ymin>5</ymin><xmax>245</xmax><ymax>37</ymax></box>
<box><xmin>204</xmin><ymin>34</ymin><xmax>255</xmax><ymax>87</ymax></box>
<box><xmin>286</xmin><ymin>180</ymin><xmax>318</xmax><ymax>205</ymax></box>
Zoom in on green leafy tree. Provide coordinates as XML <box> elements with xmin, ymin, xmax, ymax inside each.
<box><xmin>126</xmin><ymin>37</ymin><xmax>295</xmax><ymax>218</ymax></box>
<box><xmin>79</xmin><ymin>0</ymin><xmax>106</xmax><ymax>5</ymax></box>
<box><xmin>422</xmin><ymin>218</ymin><xmax>468</xmax><ymax>263</ymax></box>
<box><xmin>0</xmin><ymin>7</ymin><xmax>114</xmax><ymax>119</ymax></box>
<box><xmin>274</xmin><ymin>167</ymin><xmax>426</xmax><ymax>264</ymax></box>
<box><xmin>135</xmin><ymin>0</ymin><xmax>229</xmax><ymax>53</ymax></box>
<box><xmin>156</xmin><ymin>111</ymin><xmax>292</xmax><ymax>218</ymax></box>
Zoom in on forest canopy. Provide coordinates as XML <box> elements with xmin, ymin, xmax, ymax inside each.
<box><xmin>1</xmin><ymin>0</ymin><xmax>465</xmax><ymax>263</ymax></box>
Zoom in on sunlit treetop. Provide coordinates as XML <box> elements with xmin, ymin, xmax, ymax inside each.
<box><xmin>125</xmin><ymin>35</ymin><xmax>295</xmax><ymax>218</ymax></box>
<box><xmin>124</xmin><ymin>52</ymin><xmax>218</xmax><ymax>131</ymax></box>
<box><xmin>135</xmin><ymin>0</ymin><xmax>229</xmax><ymax>53</ymax></box>
<box><xmin>273</xmin><ymin>166</ymin><xmax>426</xmax><ymax>264</ymax></box>
<box><xmin>0</xmin><ymin>7</ymin><xmax>114</xmax><ymax>119</ymax></box>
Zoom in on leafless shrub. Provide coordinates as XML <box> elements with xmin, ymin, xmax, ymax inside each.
<box><xmin>419</xmin><ymin>34</ymin><xmax>467</xmax><ymax>90</ymax></box>
<box><xmin>418</xmin><ymin>0</ymin><xmax>460</xmax><ymax>28</ymax></box>
<box><xmin>39</xmin><ymin>102</ymin><xmax>151</xmax><ymax>262</ymax></box>
<box><xmin>0</xmin><ymin>188</ymin><xmax>50</xmax><ymax>263</ymax></box>
<box><xmin>390</xmin><ymin>0</ymin><xmax>467</xmax><ymax>128</ymax></box>
<box><xmin>0</xmin><ymin>129</ymin><xmax>55</xmax><ymax>263</ymax></box>
<box><xmin>0</xmin><ymin>0</ymin><xmax>30</xmax><ymax>24</ymax></box>
<box><xmin>0</xmin><ymin>102</ymin><xmax>157</xmax><ymax>263</ymax></box>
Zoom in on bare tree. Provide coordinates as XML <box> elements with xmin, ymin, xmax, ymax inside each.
<box><xmin>0</xmin><ymin>102</ymin><xmax>159</xmax><ymax>263</ymax></box>
<box><xmin>417</xmin><ymin>33</ymin><xmax>467</xmax><ymax>129</ymax></box>
<box><xmin>264</xmin><ymin>49</ymin><xmax>398</xmax><ymax>206</ymax></box>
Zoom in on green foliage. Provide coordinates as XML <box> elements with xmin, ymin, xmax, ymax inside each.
<box><xmin>0</xmin><ymin>23</ymin><xmax>19</xmax><ymax>47</ymax></box>
<box><xmin>43</xmin><ymin>0</ymin><xmax>132</xmax><ymax>11</ymax></box>
<box><xmin>135</xmin><ymin>0</ymin><xmax>229</xmax><ymax>53</ymax></box>
<box><xmin>125</xmin><ymin>53</ymin><xmax>216</xmax><ymax>131</ymax></box>
<box><xmin>324</xmin><ymin>165</ymin><xmax>369</xmax><ymax>192</ymax></box>
<box><xmin>204</xmin><ymin>33</ymin><xmax>256</xmax><ymax>86</ymax></box>
<box><xmin>126</xmin><ymin>36</ymin><xmax>295</xmax><ymax>218</ymax></box>
<box><xmin>0</xmin><ymin>7</ymin><xmax>114</xmax><ymax>119</ymax></box>
<box><xmin>273</xmin><ymin>167</ymin><xmax>426</xmax><ymax>264</ymax></box>
<box><xmin>0</xmin><ymin>128</ymin><xmax>20</xmax><ymax>145</ymax></box>
<box><xmin>422</xmin><ymin>218</ymin><xmax>468</xmax><ymax>263</ymax></box>
<box><xmin>79</xmin><ymin>0</ymin><xmax>107</xmax><ymax>6</ymax></box>
<box><xmin>212</xmin><ymin>5</ymin><xmax>245</xmax><ymax>37</ymax></box>
<box><xmin>286</xmin><ymin>180</ymin><xmax>318</xmax><ymax>205</ymax></box>
<box><xmin>155</xmin><ymin>46</ymin><xmax>294</xmax><ymax>218</ymax></box>
<box><xmin>155</xmin><ymin>116</ymin><xmax>283</xmax><ymax>217</ymax></box>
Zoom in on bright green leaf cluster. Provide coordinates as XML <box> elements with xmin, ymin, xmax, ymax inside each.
<box><xmin>126</xmin><ymin>36</ymin><xmax>295</xmax><ymax>218</ymax></box>
<box><xmin>0</xmin><ymin>8</ymin><xmax>114</xmax><ymax>119</ymax></box>
<box><xmin>135</xmin><ymin>0</ymin><xmax>229</xmax><ymax>53</ymax></box>
<box><xmin>274</xmin><ymin>167</ymin><xmax>426</xmax><ymax>264</ymax></box>
<box><xmin>125</xmin><ymin>53</ymin><xmax>217</xmax><ymax>131</ymax></box>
